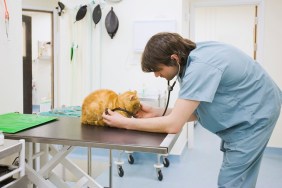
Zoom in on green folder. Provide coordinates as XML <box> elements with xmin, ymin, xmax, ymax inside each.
<box><xmin>0</xmin><ymin>113</ymin><xmax>57</xmax><ymax>133</ymax></box>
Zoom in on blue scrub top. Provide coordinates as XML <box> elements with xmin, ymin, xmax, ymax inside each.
<box><xmin>178</xmin><ymin>41</ymin><xmax>281</xmax><ymax>140</ymax></box>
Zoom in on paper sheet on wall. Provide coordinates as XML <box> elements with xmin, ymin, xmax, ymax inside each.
<box><xmin>133</xmin><ymin>20</ymin><xmax>176</xmax><ymax>52</ymax></box>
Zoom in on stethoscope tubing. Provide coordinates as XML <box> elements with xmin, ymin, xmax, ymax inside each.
<box><xmin>162</xmin><ymin>63</ymin><xmax>180</xmax><ymax>116</ymax></box>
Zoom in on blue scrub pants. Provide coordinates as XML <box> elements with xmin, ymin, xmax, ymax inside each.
<box><xmin>217</xmin><ymin>117</ymin><xmax>278</xmax><ymax>188</ymax></box>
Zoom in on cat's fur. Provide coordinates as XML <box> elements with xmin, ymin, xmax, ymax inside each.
<box><xmin>81</xmin><ymin>89</ymin><xmax>141</xmax><ymax>126</ymax></box>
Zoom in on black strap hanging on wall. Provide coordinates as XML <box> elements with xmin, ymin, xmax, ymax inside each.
<box><xmin>92</xmin><ymin>4</ymin><xmax>102</xmax><ymax>26</ymax></box>
<box><xmin>105</xmin><ymin>7</ymin><xmax>119</xmax><ymax>39</ymax></box>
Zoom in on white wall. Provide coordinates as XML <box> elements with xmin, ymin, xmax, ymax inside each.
<box><xmin>56</xmin><ymin>0</ymin><xmax>184</xmax><ymax>107</ymax></box>
<box><xmin>55</xmin><ymin>0</ymin><xmax>103</xmax><ymax>106</ymax></box>
<box><xmin>0</xmin><ymin>0</ymin><xmax>22</xmax><ymax>114</ymax></box>
<box><xmin>22</xmin><ymin>0</ymin><xmax>57</xmax><ymax>11</ymax></box>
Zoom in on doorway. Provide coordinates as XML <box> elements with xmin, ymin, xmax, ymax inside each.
<box><xmin>22</xmin><ymin>10</ymin><xmax>54</xmax><ymax>113</ymax></box>
<box><xmin>22</xmin><ymin>15</ymin><xmax>32</xmax><ymax>114</ymax></box>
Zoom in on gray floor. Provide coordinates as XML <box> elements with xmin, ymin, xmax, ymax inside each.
<box><xmin>71</xmin><ymin>124</ymin><xmax>282</xmax><ymax>188</ymax></box>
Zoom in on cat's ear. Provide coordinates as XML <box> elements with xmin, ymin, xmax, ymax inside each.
<box><xmin>130</xmin><ymin>95</ymin><xmax>136</xmax><ymax>101</ymax></box>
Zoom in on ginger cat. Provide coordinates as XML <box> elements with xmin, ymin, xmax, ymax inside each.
<box><xmin>81</xmin><ymin>89</ymin><xmax>141</xmax><ymax>126</ymax></box>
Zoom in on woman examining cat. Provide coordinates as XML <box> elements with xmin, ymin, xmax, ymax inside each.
<box><xmin>102</xmin><ymin>32</ymin><xmax>282</xmax><ymax>188</ymax></box>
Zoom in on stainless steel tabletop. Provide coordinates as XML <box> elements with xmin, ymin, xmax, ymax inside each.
<box><xmin>5</xmin><ymin>116</ymin><xmax>179</xmax><ymax>154</ymax></box>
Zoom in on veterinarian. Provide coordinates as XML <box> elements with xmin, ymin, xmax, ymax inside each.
<box><xmin>102</xmin><ymin>32</ymin><xmax>282</xmax><ymax>188</ymax></box>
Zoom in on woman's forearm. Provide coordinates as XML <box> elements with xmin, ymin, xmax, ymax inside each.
<box><xmin>154</xmin><ymin>107</ymin><xmax>172</xmax><ymax>117</ymax></box>
<box><xmin>125</xmin><ymin>115</ymin><xmax>180</xmax><ymax>133</ymax></box>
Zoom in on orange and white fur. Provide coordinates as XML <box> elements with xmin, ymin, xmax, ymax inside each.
<box><xmin>81</xmin><ymin>89</ymin><xmax>141</xmax><ymax>126</ymax></box>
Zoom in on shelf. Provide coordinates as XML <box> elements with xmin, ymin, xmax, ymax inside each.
<box><xmin>0</xmin><ymin>139</ymin><xmax>25</xmax><ymax>186</ymax></box>
<box><xmin>0</xmin><ymin>140</ymin><xmax>23</xmax><ymax>159</ymax></box>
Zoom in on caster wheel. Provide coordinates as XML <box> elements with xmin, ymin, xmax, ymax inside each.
<box><xmin>128</xmin><ymin>154</ymin><xmax>134</xmax><ymax>164</ymax></box>
<box><xmin>163</xmin><ymin>157</ymin><xmax>170</xmax><ymax>167</ymax></box>
<box><xmin>118</xmin><ymin>165</ymin><xmax>124</xmax><ymax>177</ymax></box>
<box><xmin>157</xmin><ymin>170</ymin><xmax>163</xmax><ymax>181</ymax></box>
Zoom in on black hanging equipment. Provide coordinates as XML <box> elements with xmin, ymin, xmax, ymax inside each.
<box><xmin>92</xmin><ymin>4</ymin><xmax>102</xmax><ymax>26</ymax></box>
<box><xmin>75</xmin><ymin>5</ymin><xmax>87</xmax><ymax>23</ymax></box>
<box><xmin>105</xmin><ymin>7</ymin><xmax>119</xmax><ymax>39</ymax></box>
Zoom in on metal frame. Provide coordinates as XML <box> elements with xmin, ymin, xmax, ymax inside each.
<box><xmin>25</xmin><ymin>144</ymin><xmax>103</xmax><ymax>188</ymax></box>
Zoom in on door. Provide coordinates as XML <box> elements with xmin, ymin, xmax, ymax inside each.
<box><xmin>22</xmin><ymin>15</ymin><xmax>32</xmax><ymax>114</ymax></box>
<box><xmin>191</xmin><ymin>5</ymin><xmax>258</xmax><ymax>59</ymax></box>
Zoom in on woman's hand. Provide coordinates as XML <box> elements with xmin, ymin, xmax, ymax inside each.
<box><xmin>135</xmin><ymin>103</ymin><xmax>161</xmax><ymax>118</ymax></box>
<box><xmin>102</xmin><ymin>109</ymin><xmax>128</xmax><ymax>128</ymax></box>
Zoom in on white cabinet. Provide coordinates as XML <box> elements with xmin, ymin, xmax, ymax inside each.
<box><xmin>0</xmin><ymin>139</ymin><xmax>26</xmax><ymax>187</ymax></box>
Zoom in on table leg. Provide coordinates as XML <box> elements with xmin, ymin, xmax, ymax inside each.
<box><xmin>88</xmin><ymin>147</ymin><xmax>92</xmax><ymax>176</ymax></box>
<box><xmin>109</xmin><ymin>149</ymin><xmax>112</xmax><ymax>188</ymax></box>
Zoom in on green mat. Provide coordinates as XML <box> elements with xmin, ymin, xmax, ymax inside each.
<box><xmin>0</xmin><ymin>113</ymin><xmax>57</xmax><ymax>133</ymax></box>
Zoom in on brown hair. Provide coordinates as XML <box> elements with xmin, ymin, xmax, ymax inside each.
<box><xmin>141</xmin><ymin>32</ymin><xmax>196</xmax><ymax>73</ymax></box>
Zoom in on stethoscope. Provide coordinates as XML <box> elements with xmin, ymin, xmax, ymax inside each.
<box><xmin>162</xmin><ymin>63</ymin><xmax>181</xmax><ymax>116</ymax></box>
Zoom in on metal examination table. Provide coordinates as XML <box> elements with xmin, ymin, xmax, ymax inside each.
<box><xmin>5</xmin><ymin>116</ymin><xmax>179</xmax><ymax>188</ymax></box>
